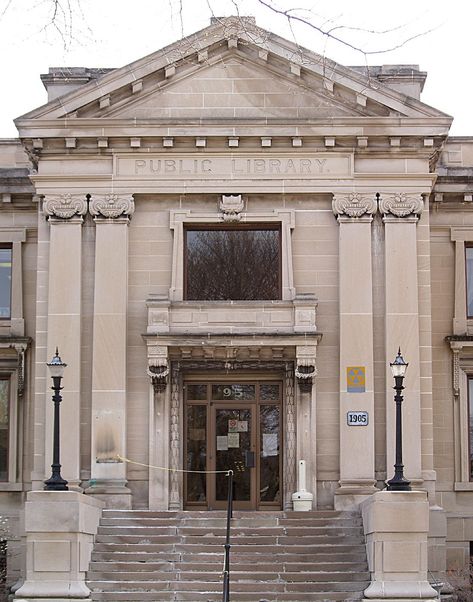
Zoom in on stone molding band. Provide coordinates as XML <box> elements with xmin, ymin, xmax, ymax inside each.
<box><xmin>42</xmin><ymin>193</ymin><xmax>135</xmax><ymax>220</ymax></box>
<box><xmin>332</xmin><ymin>192</ymin><xmax>424</xmax><ymax>218</ymax></box>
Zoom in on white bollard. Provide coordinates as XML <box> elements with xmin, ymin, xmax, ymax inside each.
<box><xmin>291</xmin><ymin>459</ymin><xmax>314</xmax><ymax>511</ymax></box>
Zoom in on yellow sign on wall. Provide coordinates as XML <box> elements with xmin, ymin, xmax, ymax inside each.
<box><xmin>347</xmin><ymin>367</ymin><xmax>366</xmax><ymax>393</ymax></box>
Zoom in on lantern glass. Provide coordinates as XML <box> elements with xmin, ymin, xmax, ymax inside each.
<box><xmin>47</xmin><ymin>349</ymin><xmax>67</xmax><ymax>378</ymax></box>
<box><xmin>390</xmin><ymin>349</ymin><xmax>408</xmax><ymax>378</ymax></box>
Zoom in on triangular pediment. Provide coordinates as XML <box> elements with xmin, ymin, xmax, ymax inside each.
<box><xmin>16</xmin><ymin>17</ymin><xmax>450</xmax><ymax>126</ymax></box>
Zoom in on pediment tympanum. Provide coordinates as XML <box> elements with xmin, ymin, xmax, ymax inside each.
<box><xmin>80</xmin><ymin>56</ymin><xmax>367</xmax><ymax>121</ymax></box>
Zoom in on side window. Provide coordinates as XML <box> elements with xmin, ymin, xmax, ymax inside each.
<box><xmin>466</xmin><ymin>246</ymin><xmax>473</xmax><ymax>318</ymax></box>
<box><xmin>0</xmin><ymin>246</ymin><xmax>12</xmax><ymax>320</ymax></box>
<box><xmin>184</xmin><ymin>225</ymin><xmax>281</xmax><ymax>301</ymax></box>
<box><xmin>0</xmin><ymin>380</ymin><xmax>8</xmax><ymax>481</ymax></box>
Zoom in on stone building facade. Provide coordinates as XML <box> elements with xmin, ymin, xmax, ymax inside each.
<box><xmin>0</xmin><ymin>15</ymin><xmax>472</xmax><ymax>586</ymax></box>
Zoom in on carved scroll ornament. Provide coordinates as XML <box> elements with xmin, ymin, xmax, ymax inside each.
<box><xmin>332</xmin><ymin>193</ymin><xmax>377</xmax><ymax>218</ymax></box>
<box><xmin>147</xmin><ymin>358</ymin><xmax>169</xmax><ymax>393</ymax></box>
<box><xmin>89</xmin><ymin>194</ymin><xmax>135</xmax><ymax>219</ymax></box>
<box><xmin>378</xmin><ymin>192</ymin><xmax>423</xmax><ymax>218</ymax></box>
<box><xmin>43</xmin><ymin>193</ymin><xmax>87</xmax><ymax>219</ymax></box>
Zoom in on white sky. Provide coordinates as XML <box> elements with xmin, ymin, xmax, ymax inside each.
<box><xmin>0</xmin><ymin>0</ymin><xmax>471</xmax><ymax>137</ymax></box>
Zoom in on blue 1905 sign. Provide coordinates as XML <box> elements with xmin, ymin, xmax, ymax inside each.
<box><xmin>347</xmin><ymin>411</ymin><xmax>369</xmax><ymax>426</ymax></box>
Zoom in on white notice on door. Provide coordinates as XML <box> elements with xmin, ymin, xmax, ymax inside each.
<box><xmin>227</xmin><ymin>433</ymin><xmax>240</xmax><ymax>448</ymax></box>
<box><xmin>262</xmin><ymin>433</ymin><xmax>278</xmax><ymax>457</ymax></box>
<box><xmin>217</xmin><ymin>436</ymin><xmax>228</xmax><ymax>451</ymax></box>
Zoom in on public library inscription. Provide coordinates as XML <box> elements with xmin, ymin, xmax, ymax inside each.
<box><xmin>115</xmin><ymin>154</ymin><xmax>352</xmax><ymax>179</ymax></box>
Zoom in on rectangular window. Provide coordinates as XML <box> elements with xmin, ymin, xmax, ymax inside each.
<box><xmin>0</xmin><ymin>380</ymin><xmax>9</xmax><ymax>481</ymax></box>
<box><xmin>0</xmin><ymin>246</ymin><xmax>12</xmax><ymax>319</ymax></box>
<box><xmin>184</xmin><ymin>225</ymin><xmax>281</xmax><ymax>300</ymax></box>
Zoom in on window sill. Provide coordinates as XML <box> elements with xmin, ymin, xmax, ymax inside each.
<box><xmin>0</xmin><ymin>483</ymin><xmax>23</xmax><ymax>492</ymax></box>
<box><xmin>147</xmin><ymin>295</ymin><xmax>318</xmax><ymax>335</ymax></box>
<box><xmin>454</xmin><ymin>482</ymin><xmax>473</xmax><ymax>491</ymax></box>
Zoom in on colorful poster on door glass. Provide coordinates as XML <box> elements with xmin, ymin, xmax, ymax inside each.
<box><xmin>237</xmin><ymin>420</ymin><xmax>248</xmax><ymax>432</ymax></box>
<box><xmin>217</xmin><ymin>436</ymin><xmax>228</xmax><ymax>451</ymax></box>
<box><xmin>228</xmin><ymin>419</ymin><xmax>238</xmax><ymax>433</ymax></box>
<box><xmin>227</xmin><ymin>433</ymin><xmax>240</xmax><ymax>448</ymax></box>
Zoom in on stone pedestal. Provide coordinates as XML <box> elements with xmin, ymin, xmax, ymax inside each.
<box><xmin>14</xmin><ymin>491</ymin><xmax>104</xmax><ymax>602</ymax></box>
<box><xmin>361</xmin><ymin>490</ymin><xmax>438</xmax><ymax>601</ymax></box>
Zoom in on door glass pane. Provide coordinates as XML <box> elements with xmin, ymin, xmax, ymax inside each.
<box><xmin>0</xmin><ymin>380</ymin><xmax>8</xmax><ymax>481</ymax></box>
<box><xmin>260</xmin><ymin>405</ymin><xmax>280</xmax><ymax>502</ymax></box>
<box><xmin>215</xmin><ymin>408</ymin><xmax>251</xmax><ymax>501</ymax></box>
<box><xmin>186</xmin><ymin>405</ymin><xmax>207</xmax><ymax>502</ymax></box>
<box><xmin>212</xmin><ymin>384</ymin><xmax>255</xmax><ymax>401</ymax></box>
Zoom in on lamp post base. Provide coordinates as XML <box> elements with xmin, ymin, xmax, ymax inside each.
<box><xmin>386</xmin><ymin>477</ymin><xmax>411</xmax><ymax>491</ymax></box>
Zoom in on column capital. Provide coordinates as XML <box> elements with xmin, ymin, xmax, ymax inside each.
<box><xmin>332</xmin><ymin>193</ymin><xmax>377</xmax><ymax>219</ymax></box>
<box><xmin>379</xmin><ymin>192</ymin><xmax>423</xmax><ymax>219</ymax></box>
<box><xmin>43</xmin><ymin>193</ymin><xmax>87</xmax><ymax>220</ymax></box>
<box><xmin>89</xmin><ymin>193</ymin><xmax>135</xmax><ymax>219</ymax></box>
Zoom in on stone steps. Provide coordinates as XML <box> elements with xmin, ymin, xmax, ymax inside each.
<box><xmin>87</xmin><ymin>509</ymin><xmax>369</xmax><ymax>602</ymax></box>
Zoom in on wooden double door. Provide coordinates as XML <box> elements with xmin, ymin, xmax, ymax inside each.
<box><xmin>184</xmin><ymin>381</ymin><xmax>282</xmax><ymax>510</ymax></box>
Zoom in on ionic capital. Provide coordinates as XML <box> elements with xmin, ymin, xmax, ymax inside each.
<box><xmin>43</xmin><ymin>193</ymin><xmax>87</xmax><ymax>220</ymax></box>
<box><xmin>332</xmin><ymin>193</ymin><xmax>377</xmax><ymax>219</ymax></box>
<box><xmin>89</xmin><ymin>193</ymin><xmax>135</xmax><ymax>219</ymax></box>
<box><xmin>379</xmin><ymin>192</ymin><xmax>423</xmax><ymax>218</ymax></box>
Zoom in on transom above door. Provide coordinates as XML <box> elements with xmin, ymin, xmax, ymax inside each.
<box><xmin>184</xmin><ymin>381</ymin><xmax>282</xmax><ymax>510</ymax></box>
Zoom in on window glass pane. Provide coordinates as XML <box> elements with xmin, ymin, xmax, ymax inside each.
<box><xmin>260</xmin><ymin>405</ymin><xmax>280</xmax><ymax>502</ymax></box>
<box><xmin>467</xmin><ymin>247</ymin><xmax>473</xmax><ymax>317</ymax></box>
<box><xmin>212</xmin><ymin>384</ymin><xmax>255</xmax><ymax>401</ymax></box>
<box><xmin>0</xmin><ymin>380</ymin><xmax>8</xmax><ymax>481</ymax></box>
<box><xmin>260</xmin><ymin>384</ymin><xmax>280</xmax><ymax>401</ymax></box>
<box><xmin>186</xmin><ymin>405</ymin><xmax>207</xmax><ymax>502</ymax></box>
<box><xmin>470</xmin><ymin>378</ymin><xmax>473</xmax><ymax>480</ymax></box>
<box><xmin>185</xmin><ymin>227</ymin><xmax>280</xmax><ymax>300</ymax></box>
<box><xmin>0</xmin><ymin>248</ymin><xmax>12</xmax><ymax>319</ymax></box>
<box><xmin>186</xmin><ymin>384</ymin><xmax>208</xmax><ymax>401</ymax></box>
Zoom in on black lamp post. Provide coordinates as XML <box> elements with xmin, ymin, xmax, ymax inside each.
<box><xmin>386</xmin><ymin>348</ymin><xmax>411</xmax><ymax>491</ymax></box>
<box><xmin>44</xmin><ymin>348</ymin><xmax>68</xmax><ymax>491</ymax></box>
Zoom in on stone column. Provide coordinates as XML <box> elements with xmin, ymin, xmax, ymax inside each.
<box><xmin>295</xmin><ymin>347</ymin><xmax>317</xmax><ymax>509</ymax></box>
<box><xmin>147</xmin><ymin>343</ymin><xmax>170</xmax><ymax>510</ymax></box>
<box><xmin>380</xmin><ymin>193</ymin><xmax>423</xmax><ymax>487</ymax></box>
<box><xmin>332</xmin><ymin>193</ymin><xmax>378</xmax><ymax>509</ymax></box>
<box><xmin>43</xmin><ymin>194</ymin><xmax>87</xmax><ymax>489</ymax></box>
<box><xmin>85</xmin><ymin>194</ymin><xmax>134</xmax><ymax>508</ymax></box>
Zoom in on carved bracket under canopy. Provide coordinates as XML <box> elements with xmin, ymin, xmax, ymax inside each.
<box><xmin>147</xmin><ymin>344</ymin><xmax>169</xmax><ymax>393</ymax></box>
<box><xmin>295</xmin><ymin>345</ymin><xmax>318</xmax><ymax>392</ymax></box>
